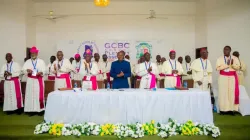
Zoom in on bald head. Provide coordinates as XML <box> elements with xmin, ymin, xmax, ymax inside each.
<box><xmin>178</xmin><ymin>56</ymin><xmax>183</xmax><ymax>64</ymax></box>
<box><xmin>6</xmin><ymin>53</ymin><xmax>13</xmax><ymax>63</ymax></box>
<box><xmin>117</xmin><ymin>51</ymin><xmax>125</xmax><ymax>61</ymax></box>
<box><xmin>144</xmin><ymin>52</ymin><xmax>151</xmax><ymax>62</ymax></box>
<box><xmin>57</xmin><ymin>51</ymin><xmax>64</xmax><ymax>61</ymax></box>
<box><xmin>233</xmin><ymin>51</ymin><xmax>239</xmax><ymax>58</ymax></box>
<box><xmin>94</xmin><ymin>53</ymin><xmax>100</xmax><ymax>62</ymax></box>
<box><xmin>185</xmin><ymin>55</ymin><xmax>191</xmax><ymax>63</ymax></box>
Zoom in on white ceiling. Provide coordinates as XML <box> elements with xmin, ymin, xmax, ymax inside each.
<box><xmin>33</xmin><ymin>0</ymin><xmax>198</xmax><ymax>2</ymax></box>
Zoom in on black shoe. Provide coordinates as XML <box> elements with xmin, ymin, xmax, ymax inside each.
<box><xmin>15</xmin><ymin>108</ymin><xmax>23</xmax><ymax>115</ymax></box>
<box><xmin>5</xmin><ymin>111</ymin><xmax>14</xmax><ymax>115</ymax></box>
<box><xmin>219</xmin><ymin>111</ymin><xmax>225</xmax><ymax>115</ymax></box>
<box><xmin>38</xmin><ymin>111</ymin><xmax>44</xmax><ymax>116</ymax></box>
<box><xmin>28</xmin><ymin>112</ymin><xmax>36</xmax><ymax>117</ymax></box>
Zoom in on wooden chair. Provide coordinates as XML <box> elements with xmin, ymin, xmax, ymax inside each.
<box><xmin>182</xmin><ymin>79</ymin><xmax>194</xmax><ymax>88</ymax></box>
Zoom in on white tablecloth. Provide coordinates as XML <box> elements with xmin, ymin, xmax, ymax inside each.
<box><xmin>44</xmin><ymin>89</ymin><xmax>213</xmax><ymax>124</ymax></box>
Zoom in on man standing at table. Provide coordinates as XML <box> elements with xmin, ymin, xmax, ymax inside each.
<box><xmin>162</xmin><ymin>50</ymin><xmax>183</xmax><ymax>88</ymax></box>
<box><xmin>72</xmin><ymin>53</ymin><xmax>83</xmax><ymax>81</ymax></box>
<box><xmin>46</xmin><ymin>55</ymin><xmax>56</xmax><ymax>80</ymax></box>
<box><xmin>182</xmin><ymin>55</ymin><xmax>192</xmax><ymax>81</ymax></box>
<box><xmin>216</xmin><ymin>46</ymin><xmax>240</xmax><ymax>115</ymax></box>
<box><xmin>190</xmin><ymin>49</ymin><xmax>212</xmax><ymax>91</ymax></box>
<box><xmin>100</xmin><ymin>54</ymin><xmax>112</xmax><ymax>87</ymax></box>
<box><xmin>0</xmin><ymin>53</ymin><xmax>23</xmax><ymax>114</ymax></box>
<box><xmin>110</xmin><ymin>51</ymin><xmax>131</xmax><ymax>89</ymax></box>
<box><xmin>136</xmin><ymin>53</ymin><xmax>158</xmax><ymax>89</ymax></box>
<box><xmin>22</xmin><ymin>46</ymin><xmax>46</xmax><ymax>114</ymax></box>
<box><xmin>233</xmin><ymin>51</ymin><xmax>247</xmax><ymax>85</ymax></box>
<box><xmin>51</xmin><ymin>51</ymin><xmax>73</xmax><ymax>90</ymax></box>
<box><xmin>93</xmin><ymin>53</ymin><xmax>106</xmax><ymax>81</ymax></box>
<box><xmin>156</xmin><ymin>55</ymin><xmax>162</xmax><ymax>88</ymax></box>
<box><xmin>80</xmin><ymin>52</ymin><xmax>99</xmax><ymax>90</ymax></box>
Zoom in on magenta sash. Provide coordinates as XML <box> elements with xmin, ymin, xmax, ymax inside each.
<box><xmin>48</xmin><ymin>75</ymin><xmax>55</xmax><ymax>80</ymax></box>
<box><xmin>220</xmin><ymin>70</ymin><xmax>239</xmax><ymax>104</ymax></box>
<box><xmin>28</xmin><ymin>75</ymin><xmax>44</xmax><ymax>109</ymax></box>
<box><xmin>165</xmin><ymin>74</ymin><xmax>181</xmax><ymax>87</ymax></box>
<box><xmin>136</xmin><ymin>76</ymin><xmax>142</xmax><ymax>80</ymax></box>
<box><xmin>149</xmin><ymin>73</ymin><xmax>156</xmax><ymax>89</ymax></box>
<box><xmin>159</xmin><ymin>73</ymin><xmax>165</xmax><ymax>77</ymax></box>
<box><xmin>106</xmin><ymin>72</ymin><xmax>111</xmax><ymax>86</ymax></box>
<box><xmin>56</xmin><ymin>73</ymin><xmax>71</xmax><ymax>88</ymax></box>
<box><xmin>6</xmin><ymin>77</ymin><xmax>22</xmax><ymax>109</ymax></box>
<box><xmin>83</xmin><ymin>76</ymin><xmax>98</xmax><ymax>90</ymax></box>
<box><xmin>76</xmin><ymin>68</ymin><xmax>80</xmax><ymax>73</ymax></box>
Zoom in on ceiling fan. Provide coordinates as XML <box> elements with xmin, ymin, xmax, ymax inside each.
<box><xmin>33</xmin><ymin>11</ymin><xmax>68</xmax><ymax>22</ymax></box>
<box><xmin>146</xmin><ymin>10</ymin><xmax>168</xmax><ymax>20</ymax></box>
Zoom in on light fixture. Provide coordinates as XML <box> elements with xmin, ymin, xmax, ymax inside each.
<box><xmin>94</xmin><ymin>0</ymin><xmax>110</xmax><ymax>7</ymax></box>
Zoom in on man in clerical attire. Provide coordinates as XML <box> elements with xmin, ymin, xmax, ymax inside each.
<box><xmin>72</xmin><ymin>53</ymin><xmax>83</xmax><ymax>81</ymax></box>
<box><xmin>156</xmin><ymin>55</ymin><xmax>163</xmax><ymax>88</ymax></box>
<box><xmin>162</xmin><ymin>50</ymin><xmax>183</xmax><ymax>88</ymax></box>
<box><xmin>182</xmin><ymin>55</ymin><xmax>192</xmax><ymax>81</ymax></box>
<box><xmin>110</xmin><ymin>51</ymin><xmax>131</xmax><ymax>89</ymax></box>
<box><xmin>80</xmin><ymin>52</ymin><xmax>99</xmax><ymax>90</ymax></box>
<box><xmin>46</xmin><ymin>55</ymin><xmax>56</xmax><ymax>80</ymax></box>
<box><xmin>216</xmin><ymin>46</ymin><xmax>240</xmax><ymax>115</ymax></box>
<box><xmin>136</xmin><ymin>53</ymin><xmax>158</xmax><ymax>89</ymax></box>
<box><xmin>100</xmin><ymin>54</ymin><xmax>112</xmax><ymax>87</ymax></box>
<box><xmin>93</xmin><ymin>53</ymin><xmax>106</xmax><ymax>81</ymax></box>
<box><xmin>233</xmin><ymin>51</ymin><xmax>247</xmax><ymax>86</ymax></box>
<box><xmin>178</xmin><ymin>56</ymin><xmax>183</xmax><ymax>64</ymax></box>
<box><xmin>51</xmin><ymin>51</ymin><xmax>73</xmax><ymax>90</ymax></box>
<box><xmin>0</xmin><ymin>53</ymin><xmax>23</xmax><ymax>114</ymax></box>
<box><xmin>22</xmin><ymin>46</ymin><xmax>46</xmax><ymax>114</ymax></box>
<box><xmin>190</xmin><ymin>49</ymin><xmax>212</xmax><ymax>91</ymax></box>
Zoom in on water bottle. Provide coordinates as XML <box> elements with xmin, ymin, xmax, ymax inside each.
<box><xmin>74</xmin><ymin>82</ymin><xmax>78</xmax><ymax>88</ymax></box>
<box><xmin>213</xmin><ymin>104</ymin><xmax>217</xmax><ymax>113</ymax></box>
<box><xmin>107</xmin><ymin>82</ymin><xmax>110</xmax><ymax>91</ymax></box>
<box><xmin>184</xmin><ymin>81</ymin><xmax>188</xmax><ymax>88</ymax></box>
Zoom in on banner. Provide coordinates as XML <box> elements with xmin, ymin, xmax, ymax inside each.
<box><xmin>135</xmin><ymin>41</ymin><xmax>153</xmax><ymax>59</ymax></box>
<box><xmin>103</xmin><ymin>41</ymin><xmax>131</xmax><ymax>61</ymax></box>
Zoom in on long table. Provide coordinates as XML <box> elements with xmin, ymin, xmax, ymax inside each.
<box><xmin>44</xmin><ymin>89</ymin><xmax>213</xmax><ymax>124</ymax></box>
<box><xmin>0</xmin><ymin>80</ymin><xmax>104</xmax><ymax>102</ymax></box>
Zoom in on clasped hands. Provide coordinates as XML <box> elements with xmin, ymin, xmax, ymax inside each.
<box><xmin>117</xmin><ymin>71</ymin><xmax>124</xmax><ymax>77</ymax></box>
<box><xmin>227</xmin><ymin>59</ymin><xmax>234</xmax><ymax>65</ymax></box>
<box><xmin>4</xmin><ymin>71</ymin><xmax>12</xmax><ymax>77</ymax></box>
<box><xmin>27</xmin><ymin>69</ymin><xmax>43</xmax><ymax>76</ymax></box>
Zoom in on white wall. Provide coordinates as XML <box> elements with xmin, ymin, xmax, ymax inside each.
<box><xmin>35</xmin><ymin>1</ymin><xmax>196</xmax><ymax>64</ymax></box>
<box><xmin>0</xmin><ymin>0</ymin><xmax>27</xmax><ymax>67</ymax></box>
<box><xmin>205</xmin><ymin>0</ymin><xmax>250</xmax><ymax>92</ymax></box>
<box><xmin>1</xmin><ymin>0</ymin><xmax>249</xmax><ymax>92</ymax></box>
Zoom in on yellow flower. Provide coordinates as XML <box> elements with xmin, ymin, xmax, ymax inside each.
<box><xmin>100</xmin><ymin>132</ymin><xmax>104</xmax><ymax>136</ymax></box>
<box><xmin>58</xmin><ymin>124</ymin><xmax>64</xmax><ymax>127</ymax></box>
<box><xmin>49</xmin><ymin>129</ymin><xmax>52</xmax><ymax>134</ymax></box>
<box><xmin>145</xmin><ymin>126</ymin><xmax>149</xmax><ymax>130</ymax></box>
<box><xmin>151</xmin><ymin>120</ymin><xmax>155</xmax><ymax>124</ymax></box>
<box><xmin>153</xmin><ymin>128</ymin><xmax>157</xmax><ymax>134</ymax></box>
<box><xmin>56</xmin><ymin>131</ymin><xmax>61</xmax><ymax>136</ymax></box>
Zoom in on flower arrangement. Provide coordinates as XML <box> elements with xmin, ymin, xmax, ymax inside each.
<box><xmin>49</xmin><ymin>124</ymin><xmax>64</xmax><ymax>136</ymax></box>
<box><xmin>34</xmin><ymin>119</ymin><xmax>220</xmax><ymax>139</ymax></box>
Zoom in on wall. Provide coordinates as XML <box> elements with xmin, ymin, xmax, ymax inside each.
<box><xmin>35</xmin><ymin>1</ymin><xmax>196</xmax><ymax>64</ymax></box>
<box><xmin>205</xmin><ymin>0</ymin><xmax>250</xmax><ymax>92</ymax></box>
<box><xmin>0</xmin><ymin>0</ymin><xmax>27</xmax><ymax>68</ymax></box>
